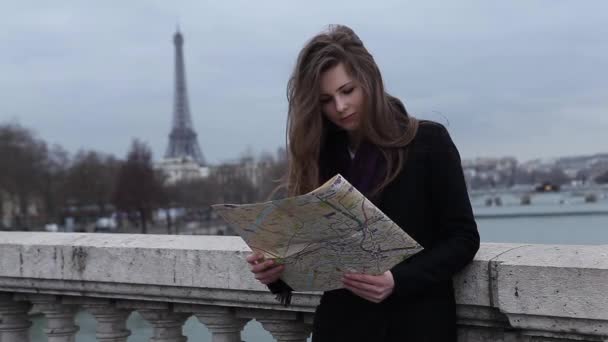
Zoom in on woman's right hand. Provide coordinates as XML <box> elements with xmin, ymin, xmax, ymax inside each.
<box><xmin>246</xmin><ymin>252</ymin><xmax>285</xmax><ymax>285</ymax></box>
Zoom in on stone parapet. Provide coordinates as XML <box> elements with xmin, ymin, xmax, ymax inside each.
<box><xmin>0</xmin><ymin>232</ymin><xmax>606</xmax><ymax>341</ymax></box>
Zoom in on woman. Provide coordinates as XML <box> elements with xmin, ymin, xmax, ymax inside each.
<box><xmin>247</xmin><ymin>24</ymin><xmax>479</xmax><ymax>341</ymax></box>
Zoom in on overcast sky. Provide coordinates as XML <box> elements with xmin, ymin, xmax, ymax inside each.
<box><xmin>1</xmin><ymin>1</ymin><xmax>607</xmax><ymax>164</ymax></box>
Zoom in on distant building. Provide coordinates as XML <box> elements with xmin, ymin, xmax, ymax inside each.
<box><xmin>209</xmin><ymin>157</ymin><xmax>269</xmax><ymax>188</ymax></box>
<box><xmin>0</xmin><ymin>190</ymin><xmax>43</xmax><ymax>229</ymax></box>
<box><xmin>158</xmin><ymin>157</ymin><xmax>210</xmax><ymax>185</ymax></box>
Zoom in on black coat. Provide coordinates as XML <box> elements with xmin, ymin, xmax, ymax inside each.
<box><xmin>311</xmin><ymin>121</ymin><xmax>480</xmax><ymax>341</ymax></box>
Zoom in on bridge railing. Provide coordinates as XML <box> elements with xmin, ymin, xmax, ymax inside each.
<box><xmin>0</xmin><ymin>232</ymin><xmax>607</xmax><ymax>341</ymax></box>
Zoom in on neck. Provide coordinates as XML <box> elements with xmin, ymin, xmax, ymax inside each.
<box><xmin>347</xmin><ymin>130</ymin><xmax>362</xmax><ymax>151</ymax></box>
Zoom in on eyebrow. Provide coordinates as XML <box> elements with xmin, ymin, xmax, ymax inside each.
<box><xmin>320</xmin><ymin>82</ymin><xmax>353</xmax><ymax>97</ymax></box>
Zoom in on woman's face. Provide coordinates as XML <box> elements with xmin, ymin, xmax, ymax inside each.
<box><xmin>319</xmin><ymin>63</ymin><xmax>365</xmax><ymax>133</ymax></box>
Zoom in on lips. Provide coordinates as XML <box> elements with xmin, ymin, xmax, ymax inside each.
<box><xmin>340</xmin><ymin>112</ymin><xmax>356</xmax><ymax>122</ymax></box>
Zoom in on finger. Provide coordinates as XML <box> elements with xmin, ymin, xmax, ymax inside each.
<box><xmin>343</xmin><ymin>284</ymin><xmax>380</xmax><ymax>303</ymax></box>
<box><xmin>246</xmin><ymin>252</ymin><xmax>264</xmax><ymax>264</ymax></box>
<box><xmin>250</xmin><ymin>259</ymin><xmax>275</xmax><ymax>272</ymax></box>
<box><xmin>250</xmin><ymin>259</ymin><xmax>276</xmax><ymax>273</ymax></box>
<box><xmin>342</xmin><ymin>278</ymin><xmax>383</xmax><ymax>296</ymax></box>
<box><xmin>343</xmin><ymin>273</ymin><xmax>382</xmax><ymax>286</ymax></box>
<box><xmin>345</xmin><ymin>281</ymin><xmax>393</xmax><ymax>303</ymax></box>
<box><xmin>256</xmin><ymin>265</ymin><xmax>285</xmax><ymax>283</ymax></box>
<box><xmin>255</xmin><ymin>265</ymin><xmax>284</xmax><ymax>281</ymax></box>
<box><xmin>259</xmin><ymin>275</ymin><xmax>281</xmax><ymax>285</ymax></box>
<box><xmin>255</xmin><ymin>267</ymin><xmax>283</xmax><ymax>280</ymax></box>
<box><xmin>258</xmin><ymin>272</ymin><xmax>283</xmax><ymax>284</ymax></box>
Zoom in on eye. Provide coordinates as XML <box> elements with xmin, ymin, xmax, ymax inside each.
<box><xmin>342</xmin><ymin>87</ymin><xmax>354</xmax><ymax>95</ymax></box>
<box><xmin>320</xmin><ymin>97</ymin><xmax>332</xmax><ymax>104</ymax></box>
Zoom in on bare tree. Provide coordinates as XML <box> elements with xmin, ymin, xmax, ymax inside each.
<box><xmin>256</xmin><ymin>148</ymin><xmax>287</xmax><ymax>201</ymax></box>
<box><xmin>65</xmin><ymin>150</ymin><xmax>121</xmax><ymax>215</ymax></box>
<box><xmin>211</xmin><ymin>163</ymin><xmax>257</xmax><ymax>204</ymax></box>
<box><xmin>112</xmin><ymin>139</ymin><xmax>165</xmax><ymax>233</ymax></box>
<box><xmin>163</xmin><ymin>177</ymin><xmax>222</xmax><ymax>234</ymax></box>
<box><xmin>40</xmin><ymin>144</ymin><xmax>70</xmax><ymax>226</ymax></box>
<box><xmin>166</xmin><ymin>178</ymin><xmax>221</xmax><ymax>209</ymax></box>
<box><xmin>0</xmin><ymin>123</ymin><xmax>48</xmax><ymax>229</ymax></box>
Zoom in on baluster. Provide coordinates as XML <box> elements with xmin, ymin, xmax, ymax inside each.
<box><xmin>302</xmin><ymin>313</ymin><xmax>314</xmax><ymax>339</ymax></box>
<box><xmin>122</xmin><ymin>301</ymin><xmax>189</xmax><ymax>342</ymax></box>
<box><xmin>65</xmin><ymin>297</ymin><xmax>131</xmax><ymax>342</ymax></box>
<box><xmin>0</xmin><ymin>292</ymin><xmax>32</xmax><ymax>342</ymax></box>
<box><xmin>183</xmin><ymin>305</ymin><xmax>248</xmax><ymax>342</ymax></box>
<box><xmin>24</xmin><ymin>294</ymin><xmax>79</xmax><ymax>342</ymax></box>
<box><xmin>239</xmin><ymin>309</ymin><xmax>311</xmax><ymax>342</ymax></box>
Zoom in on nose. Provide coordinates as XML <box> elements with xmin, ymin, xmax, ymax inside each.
<box><xmin>335</xmin><ymin>96</ymin><xmax>348</xmax><ymax>113</ymax></box>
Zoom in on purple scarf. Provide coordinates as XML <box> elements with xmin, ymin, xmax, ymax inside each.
<box><xmin>319</xmin><ymin>131</ymin><xmax>386</xmax><ymax>202</ymax></box>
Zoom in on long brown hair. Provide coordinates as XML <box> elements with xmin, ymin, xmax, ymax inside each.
<box><xmin>284</xmin><ymin>24</ymin><xmax>418</xmax><ymax>196</ymax></box>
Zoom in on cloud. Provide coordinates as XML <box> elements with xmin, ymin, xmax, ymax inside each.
<box><xmin>1</xmin><ymin>1</ymin><xmax>607</xmax><ymax>163</ymax></box>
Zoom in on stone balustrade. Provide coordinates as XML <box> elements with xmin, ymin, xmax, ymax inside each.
<box><xmin>0</xmin><ymin>232</ymin><xmax>606</xmax><ymax>341</ymax></box>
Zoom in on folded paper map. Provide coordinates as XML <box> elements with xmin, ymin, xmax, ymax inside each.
<box><xmin>212</xmin><ymin>174</ymin><xmax>423</xmax><ymax>292</ymax></box>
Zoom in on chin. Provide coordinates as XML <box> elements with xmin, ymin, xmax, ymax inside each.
<box><xmin>343</xmin><ymin>123</ymin><xmax>360</xmax><ymax>132</ymax></box>
<box><xmin>331</xmin><ymin>119</ymin><xmax>359</xmax><ymax>132</ymax></box>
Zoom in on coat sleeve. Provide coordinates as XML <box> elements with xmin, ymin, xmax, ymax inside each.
<box><xmin>390</xmin><ymin>123</ymin><xmax>480</xmax><ymax>299</ymax></box>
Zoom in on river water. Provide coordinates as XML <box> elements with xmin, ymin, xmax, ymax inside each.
<box><xmin>28</xmin><ymin>194</ymin><xmax>608</xmax><ymax>341</ymax></box>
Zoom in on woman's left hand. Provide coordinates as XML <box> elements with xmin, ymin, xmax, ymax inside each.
<box><xmin>342</xmin><ymin>271</ymin><xmax>395</xmax><ymax>303</ymax></box>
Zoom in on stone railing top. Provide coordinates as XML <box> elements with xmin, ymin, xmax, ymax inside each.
<box><xmin>0</xmin><ymin>232</ymin><xmax>257</xmax><ymax>289</ymax></box>
<box><xmin>1</xmin><ymin>232</ymin><xmax>608</xmax><ymax>323</ymax></box>
<box><xmin>455</xmin><ymin>242</ymin><xmax>608</xmax><ymax>325</ymax></box>
<box><xmin>0</xmin><ymin>232</ymin><xmax>324</xmax><ymax>312</ymax></box>
<box><xmin>0</xmin><ymin>231</ymin><xmax>250</xmax><ymax>251</ymax></box>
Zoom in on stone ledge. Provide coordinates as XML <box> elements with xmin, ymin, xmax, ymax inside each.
<box><xmin>493</xmin><ymin>245</ymin><xmax>608</xmax><ymax>321</ymax></box>
<box><xmin>0</xmin><ymin>232</ymin><xmax>260</xmax><ymax>291</ymax></box>
<box><xmin>1</xmin><ymin>232</ymin><xmax>608</xmax><ymax>340</ymax></box>
<box><xmin>454</xmin><ymin>242</ymin><xmax>524</xmax><ymax>307</ymax></box>
<box><xmin>0</xmin><ymin>277</ymin><xmax>319</xmax><ymax>313</ymax></box>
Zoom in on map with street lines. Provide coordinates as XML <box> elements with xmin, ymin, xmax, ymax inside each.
<box><xmin>212</xmin><ymin>174</ymin><xmax>423</xmax><ymax>292</ymax></box>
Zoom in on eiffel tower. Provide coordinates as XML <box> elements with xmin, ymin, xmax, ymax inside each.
<box><xmin>164</xmin><ymin>29</ymin><xmax>206</xmax><ymax>165</ymax></box>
